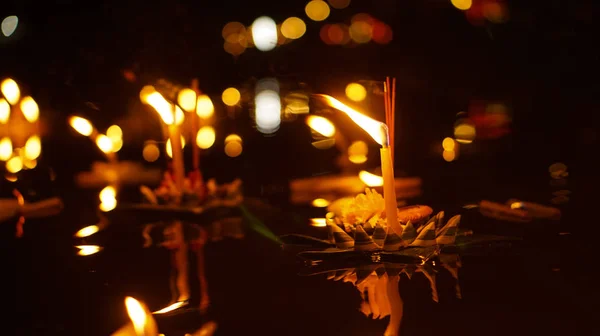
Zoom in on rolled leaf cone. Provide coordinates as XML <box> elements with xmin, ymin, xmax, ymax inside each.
<box><xmin>329</xmin><ymin>223</ymin><xmax>354</xmax><ymax>249</ymax></box>
<box><xmin>434</xmin><ymin>211</ymin><xmax>445</xmax><ymax>229</ymax></box>
<box><xmin>408</xmin><ymin>222</ymin><xmax>437</xmax><ymax>247</ymax></box>
<box><xmin>375</xmin><ymin>266</ymin><xmax>386</xmax><ymax>278</ymax></box>
<box><xmin>384</xmin><ymin>263</ymin><xmax>403</xmax><ymax>277</ymax></box>
<box><xmin>363</xmin><ymin>221</ymin><xmax>374</xmax><ymax>232</ymax></box>
<box><xmin>334</xmin><ymin>269</ymin><xmax>352</xmax><ymax>281</ymax></box>
<box><xmin>419</xmin><ymin>264</ymin><xmax>439</xmax><ymax>303</ymax></box>
<box><xmin>400</xmin><ymin>221</ymin><xmax>417</xmax><ymax>245</ymax></box>
<box><xmin>383</xmin><ymin>223</ymin><xmax>403</xmax><ymax>251</ymax></box>
<box><xmin>343</xmin><ymin>271</ymin><xmax>357</xmax><ymax>285</ymax></box>
<box><xmin>373</xmin><ymin>223</ymin><xmax>387</xmax><ymax>247</ymax></box>
<box><xmin>354</xmin><ymin>225</ymin><xmax>380</xmax><ymax>251</ymax></box>
<box><xmin>326</xmin><ymin>217</ymin><xmax>335</xmax><ymax>243</ymax></box>
<box><xmin>403</xmin><ymin>265</ymin><xmax>416</xmax><ymax>280</ymax></box>
<box><xmin>436</xmin><ymin>215</ymin><xmax>461</xmax><ymax>245</ymax></box>
<box><xmin>356</xmin><ymin>265</ymin><xmax>379</xmax><ymax>286</ymax></box>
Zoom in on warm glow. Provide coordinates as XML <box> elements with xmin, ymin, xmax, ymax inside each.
<box><xmin>154</xmin><ymin>301</ymin><xmax>187</xmax><ymax>314</ymax></box>
<box><xmin>307</xmin><ymin>115</ymin><xmax>336</xmax><ymax>137</ymax></box>
<box><xmin>225</xmin><ymin>134</ymin><xmax>242</xmax><ymax>144</ymax></box>
<box><xmin>311</xmin><ymin>198</ymin><xmax>330</xmax><ymax>207</ymax></box>
<box><xmin>310</xmin><ymin>218</ymin><xmax>327</xmax><ymax>227</ymax></box>
<box><xmin>139</xmin><ymin>85</ymin><xmax>156</xmax><ymax>103</ymax></box>
<box><xmin>510</xmin><ymin>202</ymin><xmax>524</xmax><ymax>210</ymax></box>
<box><xmin>107</xmin><ymin>125</ymin><xmax>122</xmax><ymax>141</ymax></box>
<box><xmin>255</xmin><ymin>90</ymin><xmax>281</xmax><ymax>134</ymax></box>
<box><xmin>443</xmin><ymin>150</ymin><xmax>456</xmax><ymax>162</ymax></box>
<box><xmin>222</xmin><ymin>87</ymin><xmax>241</xmax><ymax>106</ymax></box>
<box><xmin>177</xmin><ymin>88</ymin><xmax>197</xmax><ymax>112</ymax></box>
<box><xmin>146</xmin><ymin>92</ymin><xmax>175</xmax><ymax>125</ymax></box>
<box><xmin>96</xmin><ymin>134</ymin><xmax>114</xmax><ymax>153</ymax></box>
<box><xmin>111</xmin><ymin>139</ymin><xmax>123</xmax><ymax>153</ymax></box>
<box><xmin>196</xmin><ymin>126</ymin><xmax>216</xmax><ymax>149</ymax></box>
<box><xmin>454</xmin><ymin>123</ymin><xmax>476</xmax><ymax>144</ymax></box>
<box><xmin>0</xmin><ymin>137</ymin><xmax>12</xmax><ymax>161</ymax></box>
<box><xmin>99</xmin><ymin>185</ymin><xmax>117</xmax><ymax>212</ymax></box>
<box><xmin>1</xmin><ymin>16</ymin><xmax>19</xmax><ymax>37</ymax></box>
<box><xmin>349</xmin><ymin>154</ymin><xmax>367</xmax><ymax>164</ymax></box>
<box><xmin>442</xmin><ymin>137</ymin><xmax>456</xmax><ymax>151</ymax></box>
<box><xmin>20</xmin><ymin>96</ymin><xmax>39</xmax><ymax>122</ymax></box>
<box><xmin>451</xmin><ymin>0</ymin><xmax>472</xmax><ymax>11</ymax></box>
<box><xmin>175</xmin><ymin>106</ymin><xmax>185</xmax><ymax>125</ymax></box>
<box><xmin>143</xmin><ymin>142</ymin><xmax>160</xmax><ymax>162</ymax></box>
<box><xmin>305</xmin><ymin>1</ymin><xmax>330</xmax><ymax>21</ymax></box>
<box><xmin>24</xmin><ymin>135</ymin><xmax>41</xmax><ymax>160</ymax></box>
<box><xmin>1</xmin><ymin>78</ymin><xmax>20</xmax><ymax>105</ymax></box>
<box><xmin>196</xmin><ymin>95</ymin><xmax>214</xmax><ymax>119</ymax></box>
<box><xmin>251</xmin><ymin>16</ymin><xmax>278</xmax><ymax>51</ymax></box>
<box><xmin>345</xmin><ymin>83</ymin><xmax>367</xmax><ymax>102</ymax></box>
<box><xmin>76</xmin><ymin>245</ymin><xmax>102</xmax><ymax>256</ymax></box>
<box><xmin>348</xmin><ymin>140</ymin><xmax>368</xmax><ymax>157</ymax></box>
<box><xmin>166</xmin><ymin>135</ymin><xmax>186</xmax><ymax>158</ymax></box>
<box><xmin>0</xmin><ymin>98</ymin><xmax>9</xmax><ymax>123</ymax></box>
<box><xmin>328</xmin><ymin>0</ymin><xmax>351</xmax><ymax>9</ymax></box>
<box><xmin>125</xmin><ymin>296</ymin><xmax>147</xmax><ymax>336</ymax></box>
<box><xmin>75</xmin><ymin>225</ymin><xmax>100</xmax><ymax>238</ymax></box>
<box><xmin>281</xmin><ymin>17</ymin><xmax>306</xmax><ymax>39</ymax></box>
<box><xmin>6</xmin><ymin>156</ymin><xmax>22</xmax><ymax>173</ymax></box>
<box><xmin>359</xmin><ymin>170</ymin><xmax>383</xmax><ymax>187</ymax></box>
<box><xmin>349</xmin><ymin>20</ymin><xmax>373</xmax><ymax>43</ymax></box>
<box><xmin>224</xmin><ymin>134</ymin><xmax>243</xmax><ymax>158</ymax></box>
<box><xmin>69</xmin><ymin>116</ymin><xmax>94</xmax><ymax>136</ymax></box>
<box><xmin>318</xmin><ymin>95</ymin><xmax>387</xmax><ymax>146</ymax></box>
<box><xmin>23</xmin><ymin>159</ymin><xmax>37</xmax><ymax>169</ymax></box>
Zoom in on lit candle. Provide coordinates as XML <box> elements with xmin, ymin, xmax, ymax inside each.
<box><xmin>112</xmin><ymin>296</ymin><xmax>158</xmax><ymax>336</ymax></box>
<box><xmin>69</xmin><ymin>116</ymin><xmax>118</xmax><ymax>163</ymax></box>
<box><xmin>317</xmin><ymin>95</ymin><xmax>402</xmax><ymax>236</ymax></box>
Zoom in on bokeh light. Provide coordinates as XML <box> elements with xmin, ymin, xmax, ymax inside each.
<box><xmin>196</xmin><ymin>95</ymin><xmax>214</xmax><ymax>119</ymax></box>
<box><xmin>442</xmin><ymin>137</ymin><xmax>456</xmax><ymax>151</ymax></box>
<box><xmin>328</xmin><ymin>0</ymin><xmax>351</xmax><ymax>9</ymax></box>
<box><xmin>305</xmin><ymin>0</ymin><xmax>330</xmax><ymax>22</ymax></box>
<box><xmin>320</xmin><ymin>24</ymin><xmax>350</xmax><ymax>45</ymax></box>
<box><xmin>311</xmin><ymin>198</ymin><xmax>330</xmax><ymax>207</ymax></box>
<box><xmin>348</xmin><ymin>140</ymin><xmax>368</xmax><ymax>164</ymax></box>
<box><xmin>76</xmin><ymin>245</ymin><xmax>102</xmax><ymax>256</ymax></box>
<box><xmin>0</xmin><ymin>98</ymin><xmax>9</xmax><ymax>123</ymax></box>
<box><xmin>0</xmin><ymin>137</ymin><xmax>12</xmax><ymax>161</ymax></box>
<box><xmin>349</xmin><ymin>17</ymin><xmax>373</xmax><ymax>43</ymax></box>
<box><xmin>6</xmin><ymin>156</ymin><xmax>23</xmax><ymax>173</ymax></box>
<box><xmin>443</xmin><ymin>150</ymin><xmax>456</xmax><ymax>162</ymax></box>
<box><xmin>166</xmin><ymin>135</ymin><xmax>186</xmax><ymax>158</ymax></box>
<box><xmin>107</xmin><ymin>125</ymin><xmax>122</xmax><ymax>142</ymax></box>
<box><xmin>251</xmin><ymin>16</ymin><xmax>278</xmax><ymax>52</ymax></box>
<box><xmin>451</xmin><ymin>0</ymin><xmax>472</xmax><ymax>11</ymax></box>
<box><xmin>177</xmin><ymin>88</ymin><xmax>197</xmax><ymax>112</ymax></box>
<box><xmin>307</xmin><ymin>115</ymin><xmax>336</xmax><ymax>137</ymax></box>
<box><xmin>1</xmin><ymin>78</ymin><xmax>20</xmax><ymax>105</ymax></box>
<box><xmin>371</xmin><ymin>21</ymin><xmax>393</xmax><ymax>44</ymax></box>
<box><xmin>69</xmin><ymin>116</ymin><xmax>93</xmax><ymax>136</ymax></box>
<box><xmin>224</xmin><ymin>134</ymin><xmax>243</xmax><ymax>158</ymax></box>
<box><xmin>196</xmin><ymin>126</ymin><xmax>216</xmax><ymax>149</ymax></box>
<box><xmin>310</xmin><ymin>218</ymin><xmax>327</xmax><ymax>227</ymax></box>
<box><xmin>1</xmin><ymin>16</ymin><xmax>18</xmax><ymax>37</ymax></box>
<box><xmin>454</xmin><ymin>120</ymin><xmax>476</xmax><ymax>144</ymax></box>
<box><xmin>255</xmin><ymin>78</ymin><xmax>281</xmax><ymax>134</ymax></box>
<box><xmin>96</xmin><ymin>134</ymin><xmax>114</xmax><ymax>154</ymax></box>
<box><xmin>75</xmin><ymin>225</ymin><xmax>99</xmax><ymax>238</ymax></box>
<box><xmin>20</xmin><ymin>96</ymin><xmax>39</xmax><ymax>122</ymax></box>
<box><xmin>281</xmin><ymin>17</ymin><xmax>306</xmax><ymax>40</ymax></box>
<box><xmin>222</xmin><ymin>87</ymin><xmax>241</xmax><ymax>106</ymax></box>
<box><xmin>345</xmin><ymin>83</ymin><xmax>367</xmax><ymax>102</ymax></box>
<box><xmin>142</xmin><ymin>142</ymin><xmax>160</xmax><ymax>162</ymax></box>
<box><xmin>24</xmin><ymin>135</ymin><xmax>41</xmax><ymax>160</ymax></box>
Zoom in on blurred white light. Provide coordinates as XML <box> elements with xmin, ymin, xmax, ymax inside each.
<box><xmin>251</xmin><ymin>16</ymin><xmax>278</xmax><ymax>51</ymax></box>
<box><xmin>255</xmin><ymin>91</ymin><xmax>281</xmax><ymax>134</ymax></box>
<box><xmin>1</xmin><ymin>16</ymin><xmax>18</xmax><ymax>37</ymax></box>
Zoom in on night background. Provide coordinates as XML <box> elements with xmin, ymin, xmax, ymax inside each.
<box><xmin>1</xmin><ymin>0</ymin><xmax>599</xmax><ymax>335</ymax></box>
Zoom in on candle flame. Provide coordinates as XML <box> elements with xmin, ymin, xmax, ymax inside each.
<box><xmin>145</xmin><ymin>92</ymin><xmax>175</xmax><ymax>125</ymax></box>
<box><xmin>20</xmin><ymin>96</ymin><xmax>39</xmax><ymax>122</ymax></box>
<box><xmin>0</xmin><ymin>98</ymin><xmax>10</xmax><ymax>124</ymax></box>
<box><xmin>153</xmin><ymin>301</ymin><xmax>186</xmax><ymax>314</ymax></box>
<box><xmin>310</xmin><ymin>218</ymin><xmax>327</xmax><ymax>227</ymax></box>
<box><xmin>0</xmin><ymin>137</ymin><xmax>12</xmax><ymax>161</ymax></box>
<box><xmin>125</xmin><ymin>297</ymin><xmax>147</xmax><ymax>336</ymax></box>
<box><xmin>311</xmin><ymin>198</ymin><xmax>330</xmax><ymax>207</ymax></box>
<box><xmin>359</xmin><ymin>170</ymin><xmax>383</xmax><ymax>187</ymax></box>
<box><xmin>317</xmin><ymin>94</ymin><xmax>388</xmax><ymax>146</ymax></box>
<box><xmin>75</xmin><ymin>225</ymin><xmax>100</xmax><ymax>238</ymax></box>
<box><xmin>69</xmin><ymin>116</ymin><xmax>94</xmax><ymax>136</ymax></box>
<box><xmin>24</xmin><ymin>135</ymin><xmax>41</xmax><ymax>160</ymax></box>
<box><xmin>96</xmin><ymin>134</ymin><xmax>114</xmax><ymax>153</ymax></box>
<box><xmin>76</xmin><ymin>245</ymin><xmax>102</xmax><ymax>256</ymax></box>
<box><xmin>1</xmin><ymin>78</ymin><xmax>20</xmax><ymax>105</ymax></box>
<box><xmin>99</xmin><ymin>185</ymin><xmax>117</xmax><ymax>212</ymax></box>
<box><xmin>307</xmin><ymin>115</ymin><xmax>335</xmax><ymax>137</ymax></box>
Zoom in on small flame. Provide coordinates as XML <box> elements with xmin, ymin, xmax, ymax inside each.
<box><xmin>310</xmin><ymin>218</ymin><xmax>327</xmax><ymax>227</ymax></box>
<box><xmin>145</xmin><ymin>91</ymin><xmax>175</xmax><ymax>125</ymax></box>
<box><xmin>96</xmin><ymin>134</ymin><xmax>114</xmax><ymax>153</ymax></box>
<box><xmin>75</xmin><ymin>225</ymin><xmax>100</xmax><ymax>238</ymax></box>
<box><xmin>99</xmin><ymin>186</ymin><xmax>117</xmax><ymax>212</ymax></box>
<box><xmin>0</xmin><ymin>98</ymin><xmax>10</xmax><ymax>123</ymax></box>
<box><xmin>359</xmin><ymin>170</ymin><xmax>383</xmax><ymax>187</ymax></box>
<box><xmin>76</xmin><ymin>245</ymin><xmax>102</xmax><ymax>256</ymax></box>
<box><xmin>0</xmin><ymin>137</ymin><xmax>12</xmax><ymax>161</ymax></box>
<box><xmin>311</xmin><ymin>198</ymin><xmax>330</xmax><ymax>207</ymax></box>
<box><xmin>125</xmin><ymin>297</ymin><xmax>147</xmax><ymax>336</ymax></box>
<box><xmin>153</xmin><ymin>301</ymin><xmax>186</xmax><ymax>314</ymax></box>
<box><xmin>24</xmin><ymin>135</ymin><xmax>41</xmax><ymax>160</ymax></box>
<box><xmin>69</xmin><ymin>116</ymin><xmax>94</xmax><ymax>136</ymax></box>
<box><xmin>318</xmin><ymin>94</ymin><xmax>388</xmax><ymax>146</ymax></box>
<box><xmin>307</xmin><ymin>115</ymin><xmax>335</xmax><ymax>137</ymax></box>
<box><xmin>20</xmin><ymin>96</ymin><xmax>39</xmax><ymax>122</ymax></box>
<box><xmin>1</xmin><ymin>78</ymin><xmax>20</xmax><ymax>105</ymax></box>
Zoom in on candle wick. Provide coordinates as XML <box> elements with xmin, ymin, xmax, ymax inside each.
<box><xmin>380</xmin><ymin>124</ymin><xmax>390</xmax><ymax>148</ymax></box>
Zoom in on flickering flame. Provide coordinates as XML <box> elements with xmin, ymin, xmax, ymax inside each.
<box><xmin>0</xmin><ymin>98</ymin><xmax>9</xmax><ymax>123</ymax></box>
<box><xmin>69</xmin><ymin>116</ymin><xmax>94</xmax><ymax>136</ymax></box>
<box><xmin>6</xmin><ymin>156</ymin><xmax>22</xmax><ymax>173</ymax></box>
<box><xmin>146</xmin><ymin>92</ymin><xmax>175</xmax><ymax>125</ymax></box>
<box><xmin>153</xmin><ymin>301</ymin><xmax>186</xmax><ymax>314</ymax></box>
<box><xmin>359</xmin><ymin>170</ymin><xmax>383</xmax><ymax>187</ymax></box>
<box><xmin>0</xmin><ymin>137</ymin><xmax>12</xmax><ymax>161</ymax></box>
<box><xmin>96</xmin><ymin>134</ymin><xmax>114</xmax><ymax>153</ymax></box>
<box><xmin>310</xmin><ymin>218</ymin><xmax>327</xmax><ymax>227</ymax></box>
<box><xmin>1</xmin><ymin>78</ymin><xmax>20</xmax><ymax>105</ymax></box>
<box><xmin>307</xmin><ymin>115</ymin><xmax>335</xmax><ymax>137</ymax></box>
<box><xmin>177</xmin><ymin>88</ymin><xmax>197</xmax><ymax>112</ymax></box>
<box><xmin>76</xmin><ymin>245</ymin><xmax>102</xmax><ymax>256</ymax></box>
<box><xmin>166</xmin><ymin>135</ymin><xmax>186</xmax><ymax>158</ymax></box>
<box><xmin>20</xmin><ymin>96</ymin><xmax>39</xmax><ymax>122</ymax></box>
<box><xmin>196</xmin><ymin>95</ymin><xmax>214</xmax><ymax>119</ymax></box>
<box><xmin>24</xmin><ymin>135</ymin><xmax>41</xmax><ymax>160</ymax></box>
<box><xmin>75</xmin><ymin>225</ymin><xmax>99</xmax><ymax>238</ymax></box>
<box><xmin>125</xmin><ymin>297</ymin><xmax>147</xmax><ymax>336</ymax></box>
<box><xmin>318</xmin><ymin>95</ymin><xmax>388</xmax><ymax>146</ymax></box>
<box><xmin>99</xmin><ymin>185</ymin><xmax>117</xmax><ymax>212</ymax></box>
<box><xmin>311</xmin><ymin>198</ymin><xmax>330</xmax><ymax>207</ymax></box>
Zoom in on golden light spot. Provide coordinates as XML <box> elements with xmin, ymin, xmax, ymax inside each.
<box><xmin>371</xmin><ymin>21</ymin><xmax>393</xmax><ymax>44</ymax></box>
<box><xmin>224</xmin><ymin>141</ymin><xmax>242</xmax><ymax>157</ymax></box>
<box><xmin>76</xmin><ymin>245</ymin><xmax>102</xmax><ymax>256</ymax></box>
<box><xmin>251</xmin><ymin>16</ymin><xmax>278</xmax><ymax>52</ymax></box>
<box><xmin>177</xmin><ymin>88</ymin><xmax>197</xmax><ymax>113</ymax></box>
<box><xmin>222</xmin><ymin>22</ymin><xmax>246</xmax><ymax>40</ymax></box>
<box><xmin>451</xmin><ymin>0</ymin><xmax>472</xmax><ymax>11</ymax></box>
<box><xmin>75</xmin><ymin>225</ymin><xmax>100</xmax><ymax>238</ymax></box>
<box><xmin>196</xmin><ymin>95</ymin><xmax>214</xmax><ymax>119</ymax></box>
<box><xmin>24</xmin><ymin>135</ymin><xmax>41</xmax><ymax>160</ymax></box>
<box><xmin>0</xmin><ymin>98</ymin><xmax>9</xmax><ymax>123</ymax></box>
<box><xmin>166</xmin><ymin>136</ymin><xmax>186</xmax><ymax>158</ymax></box>
<box><xmin>0</xmin><ymin>78</ymin><xmax>20</xmax><ymax>105</ymax></box>
<box><xmin>443</xmin><ymin>150</ymin><xmax>456</xmax><ymax>162</ymax></box>
<box><xmin>454</xmin><ymin>122</ymin><xmax>476</xmax><ymax>144</ymax></box>
<box><xmin>196</xmin><ymin>126</ymin><xmax>215</xmax><ymax>149</ymax></box>
<box><xmin>20</xmin><ymin>96</ymin><xmax>39</xmax><ymax>122</ymax></box>
<box><xmin>100</xmin><ymin>185</ymin><xmax>116</xmax><ymax>200</ymax></box>
<box><xmin>549</xmin><ymin>162</ymin><xmax>568</xmax><ymax>179</ymax></box>
<box><xmin>345</xmin><ymin>83</ymin><xmax>367</xmax><ymax>102</ymax></box>
<box><xmin>510</xmin><ymin>202</ymin><xmax>524</xmax><ymax>210</ymax></box>
<box><xmin>106</xmin><ymin>125</ymin><xmax>122</xmax><ymax>141</ymax></box>
<box><xmin>139</xmin><ymin>85</ymin><xmax>156</xmax><ymax>103</ymax></box>
<box><xmin>0</xmin><ymin>137</ymin><xmax>12</xmax><ymax>161</ymax></box>
<box><xmin>224</xmin><ymin>40</ymin><xmax>246</xmax><ymax>56</ymax></box>
<box><xmin>358</xmin><ymin>170</ymin><xmax>383</xmax><ymax>187</ymax></box>
<box><xmin>442</xmin><ymin>137</ymin><xmax>456</xmax><ymax>151</ymax></box>
<box><xmin>348</xmin><ymin>140</ymin><xmax>368</xmax><ymax>156</ymax></box>
<box><xmin>96</xmin><ymin>134</ymin><xmax>114</xmax><ymax>154</ymax></box>
<box><xmin>6</xmin><ymin>156</ymin><xmax>23</xmax><ymax>173</ymax></box>
<box><xmin>222</xmin><ymin>87</ymin><xmax>241</xmax><ymax>106</ymax></box>
<box><xmin>307</xmin><ymin>115</ymin><xmax>335</xmax><ymax>137</ymax></box>
<box><xmin>5</xmin><ymin>174</ymin><xmax>17</xmax><ymax>182</ymax></box>
<box><xmin>69</xmin><ymin>116</ymin><xmax>93</xmax><ymax>136</ymax></box>
<box><xmin>328</xmin><ymin>0</ymin><xmax>350</xmax><ymax>9</ymax></box>
<box><xmin>310</xmin><ymin>218</ymin><xmax>327</xmax><ymax>227</ymax></box>
<box><xmin>175</xmin><ymin>106</ymin><xmax>185</xmax><ymax>125</ymax></box>
<box><xmin>145</xmin><ymin>92</ymin><xmax>175</xmax><ymax>125</ymax></box>
<box><xmin>111</xmin><ymin>138</ymin><xmax>123</xmax><ymax>153</ymax></box>
<box><xmin>305</xmin><ymin>0</ymin><xmax>330</xmax><ymax>22</ymax></box>
<box><xmin>312</xmin><ymin>198</ymin><xmax>330</xmax><ymax>207</ymax></box>
<box><xmin>23</xmin><ymin>159</ymin><xmax>37</xmax><ymax>169</ymax></box>
<box><xmin>349</xmin><ymin>20</ymin><xmax>373</xmax><ymax>43</ymax></box>
<box><xmin>99</xmin><ymin>185</ymin><xmax>117</xmax><ymax>212</ymax></box>
<box><xmin>281</xmin><ymin>17</ymin><xmax>306</xmax><ymax>39</ymax></box>
<box><xmin>142</xmin><ymin>142</ymin><xmax>160</xmax><ymax>162</ymax></box>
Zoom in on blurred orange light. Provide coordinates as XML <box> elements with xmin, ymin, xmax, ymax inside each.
<box><xmin>305</xmin><ymin>1</ymin><xmax>330</xmax><ymax>22</ymax></box>
<box><xmin>442</xmin><ymin>137</ymin><xmax>456</xmax><ymax>151</ymax></box>
<box><xmin>451</xmin><ymin>0</ymin><xmax>472</xmax><ymax>11</ymax></box>
<box><xmin>328</xmin><ymin>0</ymin><xmax>350</xmax><ymax>9</ymax></box>
<box><xmin>349</xmin><ymin>20</ymin><xmax>373</xmax><ymax>43</ymax></box>
<box><xmin>443</xmin><ymin>150</ymin><xmax>456</xmax><ymax>162</ymax></box>
<box><xmin>345</xmin><ymin>83</ymin><xmax>367</xmax><ymax>102</ymax></box>
<box><xmin>372</xmin><ymin>21</ymin><xmax>393</xmax><ymax>44</ymax></box>
<box><xmin>281</xmin><ymin>17</ymin><xmax>306</xmax><ymax>40</ymax></box>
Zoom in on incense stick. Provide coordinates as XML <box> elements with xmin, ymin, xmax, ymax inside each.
<box><xmin>391</xmin><ymin>77</ymin><xmax>396</xmax><ymax>164</ymax></box>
